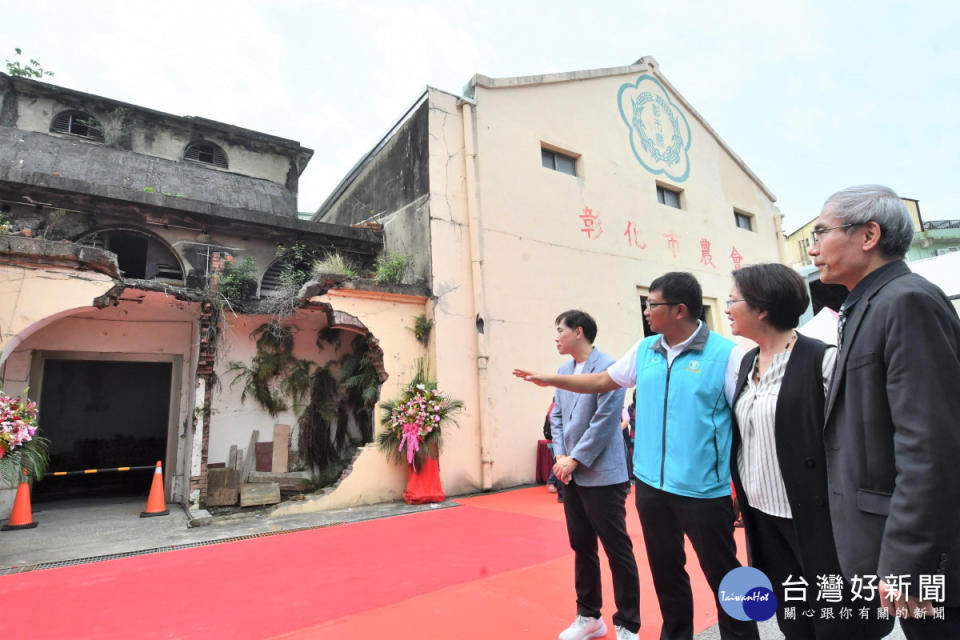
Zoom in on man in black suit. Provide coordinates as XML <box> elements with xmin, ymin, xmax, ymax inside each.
<box><xmin>809</xmin><ymin>184</ymin><xmax>960</xmax><ymax>639</ymax></box>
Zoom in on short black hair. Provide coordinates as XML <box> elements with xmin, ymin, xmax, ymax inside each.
<box><xmin>731</xmin><ymin>263</ymin><xmax>809</xmax><ymax>331</ymax></box>
<box><xmin>649</xmin><ymin>272</ymin><xmax>703</xmax><ymax>320</ymax></box>
<box><xmin>555</xmin><ymin>309</ymin><xmax>598</xmax><ymax>343</ymax></box>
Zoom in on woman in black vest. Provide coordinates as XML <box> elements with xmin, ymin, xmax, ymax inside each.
<box><xmin>726</xmin><ymin>263</ymin><xmax>891</xmax><ymax>640</ymax></box>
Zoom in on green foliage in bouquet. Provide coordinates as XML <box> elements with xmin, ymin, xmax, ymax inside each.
<box><xmin>376</xmin><ymin>360</ymin><xmax>464</xmax><ymax>469</ymax></box>
<box><xmin>0</xmin><ymin>388</ymin><xmax>50</xmax><ymax>484</ymax></box>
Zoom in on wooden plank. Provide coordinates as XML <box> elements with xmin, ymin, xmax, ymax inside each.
<box><xmin>272</xmin><ymin>424</ymin><xmax>290</xmax><ymax>473</ymax></box>
<box><xmin>240</xmin><ymin>482</ymin><xmax>281</xmax><ymax>507</ymax></box>
<box><xmin>240</xmin><ymin>430</ymin><xmax>259</xmax><ymax>482</ymax></box>
<box><xmin>255</xmin><ymin>442</ymin><xmax>273</xmax><ymax>472</ymax></box>
<box><xmin>205</xmin><ymin>468</ymin><xmax>240</xmax><ymax>506</ymax></box>
<box><xmin>206</xmin><ymin>487</ymin><xmax>239</xmax><ymax>506</ymax></box>
<box><xmin>228</xmin><ymin>445</ymin><xmax>238</xmax><ymax>470</ymax></box>
<box><xmin>248</xmin><ymin>471</ymin><xmax>310</xmax><ymax>492</ymax></box>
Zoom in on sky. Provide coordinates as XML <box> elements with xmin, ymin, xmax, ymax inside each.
<box><xmin>2</xmin><ymin>0</ymin><xmax>957</xmax><ymax>232</ymax></box>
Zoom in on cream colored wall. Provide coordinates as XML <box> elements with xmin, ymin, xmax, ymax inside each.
<box><xmin>272</xmin><ymin>287</ymin><xmax>432</xmax><ymax>513</ymax></box>
<box><xmin>452</xmin><ymin>72</ymin><xmax>783</xmax><ymax>488</ymax></box>
<box><xmin>12</xmin><ymin>94</ymin><xmax>290</xmax><ymax>185</ymax></box>
<box><xmin>423</xmin><ymin>90</ymin><xmax>486</xmax><ymax>492</ymax></box>
<box><xmin>0</xmin><ymin>264</ymin><xmax>117</xmax><ymax>367</ymax></box>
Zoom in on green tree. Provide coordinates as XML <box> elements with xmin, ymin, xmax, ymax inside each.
<box><xmin>5</xmin><ymin>48</ymin><xmax>54</xmax><ymax>79</ymax></box>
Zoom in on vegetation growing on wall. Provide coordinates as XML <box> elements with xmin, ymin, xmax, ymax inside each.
<box><xmin>312</xmin><ymin>251</ymin><xmax>359</xmax><ymax>278</ymax></box>
<box><xmin>411</xmin><ymin>314</ymin><xmax>433</xmax><ymax>346</ymax></box>
<box><xmin>373</xmin><ymin>252</ymin><xmax>411</xmax><ymax>284</ymax></box>
<box><xmin>217</xmin><ymin>256</ymin><xmax>259</xmax><ymax>304</ymax></box>
<box><xmin>297</xmin><ymin>332</ymin><xmax>383</xmax><ymax>488</ymax></box>
<box><xmin>226</xmin><ymin>323</ymin><xmax>311</xmax><ymax>417</ymax></box>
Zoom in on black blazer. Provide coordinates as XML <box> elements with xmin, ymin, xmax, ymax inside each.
<box><xmin>824</xmin><ymin>260</ymin><xmax>960</xmax><ymax>606</ymax></box>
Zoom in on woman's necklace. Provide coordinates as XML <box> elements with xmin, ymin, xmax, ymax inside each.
<box><xmin>753</xmin><ymin>331</ymin><xmax>798</xmax><ymax>384</ymax></box>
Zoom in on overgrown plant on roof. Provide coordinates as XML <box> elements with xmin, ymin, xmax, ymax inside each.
<box><xmin>217</xmin><ymin>256</ymin><xmax>259</xmax><ymax>304</ymax></box>
<box><xmin>373</xmin><ymin>252</ymin><xmax>411</xmax><ymax>285</ymax></box>
<box><xmin>312</xmin><ymin>251</ymin><xmax>359</xmax><ymax>279</ymax></box>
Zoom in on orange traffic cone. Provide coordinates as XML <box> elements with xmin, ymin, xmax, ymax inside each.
<box><xmin>2</xmin><ymin>469</ymin><xmax>38</xmax><ymax>531</ymax></box>
<box><xmin>140</xmin><ymin>460</ymin><xmax>169</xmax><ymax>518</ymax></box>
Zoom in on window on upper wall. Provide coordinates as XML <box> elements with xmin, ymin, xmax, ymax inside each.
<box><xmin>541</xmin><ymin>146</ymin><xmax>577</xmax><ymax>176</ymax></box>
<box><xmin>184</xmin><ymin>141</ymin><xmax>228</xmax><ymax>169</ymax></box>
<box><xmin>734</xmin><ymin>210</ymin><xmax>754</xmax><ymax>231</ymax></box>
<box><xmin>656</xmin><ymin>184</ymin><xmax>682</xmax><ymax>209</ymax></box>
<box><xmin>51</xmin><ymin>110</ymin><xmax>105</xmax><ymax>142</ymax></box>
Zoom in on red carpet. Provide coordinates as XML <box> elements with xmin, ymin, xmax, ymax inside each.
<box><xmin>1</xmin><ymin>486</ymin><xmax>748</xmax><ymax>639</ymax></box>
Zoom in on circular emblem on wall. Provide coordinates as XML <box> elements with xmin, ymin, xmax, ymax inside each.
<box><xmin>617</xmin><ymin>74</ymin><xmax>692</xmax><ymax>182</ymax></box>
<box><xmin>718</xmin><ymin>566</ymin><xmax>778</xmax><ymax>622</ymax></box>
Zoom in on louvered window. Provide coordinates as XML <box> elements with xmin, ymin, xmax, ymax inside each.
<box><xmin>184</xmin><ymin>142</ymin><xmax>228</xmax><ymax>168</ymax></box>
<box><xmin>51</xmin><ymin>111</ymin><xmax>104</xmax><ymax>141</ymax></box>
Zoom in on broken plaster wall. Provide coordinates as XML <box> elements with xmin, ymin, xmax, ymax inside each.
<box><xmin>271</xmin><ymin>287</ymin><xmax>430</xmax><ymax>514</ymax></box>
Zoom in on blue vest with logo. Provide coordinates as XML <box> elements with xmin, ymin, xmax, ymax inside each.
<box><xmin>633</xmin><ymin>329</ymin><xmax>735</xmax><ymax>499</ymax></box>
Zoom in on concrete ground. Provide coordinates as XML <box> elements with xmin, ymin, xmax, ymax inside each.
<box><xmin>0</xmin><ymin>492</ymin><xmax>906</xmax><ymax>639</ymax></box>
<box><xmin>0</xmin><ymin>494</ymin><xmax>453</xmax><ymax>570</ymax></box>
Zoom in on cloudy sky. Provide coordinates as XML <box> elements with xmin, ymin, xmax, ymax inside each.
<box><xmin>3</xmin><ymin>1</ymin><xmax>957</xmax><ymax>231</ymax></box>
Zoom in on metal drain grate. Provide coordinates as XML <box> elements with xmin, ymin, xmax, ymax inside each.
<box><xmin>1</xmin><ymin>521</ymin><xmax>344</xmax><ymax>575</ymax></box>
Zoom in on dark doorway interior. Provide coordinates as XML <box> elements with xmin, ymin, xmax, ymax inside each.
<box><xmin>109</xmin><ymin>233</ymin><xmax>148</xmax><ymax>279</ymax></box>
<box><xmin>34</xmin><ymin>360</ymin><xmax>171</xmax><ymax>501</ymax></box>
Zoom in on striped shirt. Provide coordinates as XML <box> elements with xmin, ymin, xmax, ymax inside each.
<box><xmin>734</xmin><ymin>345</ymin><xmax>837</xmax><ymax>518</ymax></box>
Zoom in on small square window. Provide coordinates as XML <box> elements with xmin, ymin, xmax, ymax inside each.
<box><xmin>734</xmin><ymin>210</ymin><xmax>754</xmax><ymax>231</ymax></box>
<box><xmin>657</xmin><ymin>185</ymin><xmax>682</xmax><ymax>209</ymax></box>
<box><xmin>541</xmin><ymin>146</ymin><xmax>577</xmax><ymax>176</ymax></box>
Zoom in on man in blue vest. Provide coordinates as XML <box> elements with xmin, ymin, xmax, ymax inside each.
<box><xmin>516</xmin><ymin>272</ymin><xmax>757</xmax><ymax>640</ymax></box>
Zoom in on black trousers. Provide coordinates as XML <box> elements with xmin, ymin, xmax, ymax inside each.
<box><xmin>745</xmin><ymin>506</ymin><xmax>891</xmax><ymax>640</ymax></box>
<box><xmin>563</xmin><ymin>479</ymin><xmax>642</xmax><ymax>633</ymax></box>
<box><xmin>634</xmin><ymin>481</ymin><xmax>758</xmax><ymax>640</ymax></box>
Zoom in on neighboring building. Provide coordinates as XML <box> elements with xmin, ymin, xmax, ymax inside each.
<box><xmin>308</xmin><ymin>57</ymin><xmax>787</xmax><ymax>497</ymax></box>
<box><xmin>908</xmin><ymin>219</ymin><xmax>960</xmax><ymax>260</ymax></box>
<box><xmin>783</xmin><ymin>197</ymin><xmax>923</xmax><ymax>269</ymax></box>
<box><xmin>0</xmin><ymin>72</ymin><xmax>433</xmax><ymax>517</ymax></box>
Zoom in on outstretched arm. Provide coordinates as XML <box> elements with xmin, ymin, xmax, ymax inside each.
<box><xmin>513</xmin><ymin>369</ymin><xmax>620</xmax><ymax>394</ymax></box>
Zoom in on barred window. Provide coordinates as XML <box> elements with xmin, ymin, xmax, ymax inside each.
<box><xmin>51</xmin><ymin>111</ymin><xmax>104</xmax><ymax>141</ymax></box>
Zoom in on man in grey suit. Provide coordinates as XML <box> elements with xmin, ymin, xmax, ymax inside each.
<box><xmin>809</xmin><ymin>185</ymin><xmax>960</xmax><ymax>639</ymax></box>
<box><xmin>549</xmin><ymin>310</ymin><xmax>641</xmax><ymax>640</ymax></box>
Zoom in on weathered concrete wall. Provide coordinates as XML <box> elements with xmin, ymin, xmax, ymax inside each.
<box><xmin>315</xmin><ymin>100</ymin><xmax>431</xmax><ymax>286</ymax></box>
<box><xmin>0</xmin><ymin>73</ymin><xmax>306</xmax><ymax>191</ymax></box>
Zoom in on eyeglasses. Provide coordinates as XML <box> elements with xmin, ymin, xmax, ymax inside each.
<box><xmin>810</xmin><ymin>223</ymin><xmax>859</xmax><ymax>245</ymax></box>
<box><xmin>645</xmin><ymin>301</ymin><xmax>679</xmax><ymax>310</ymax></box>
<box><xmin>725</xmin><ymin>298</ymin><xmax>745</xmax><ymax>309</ymax></box>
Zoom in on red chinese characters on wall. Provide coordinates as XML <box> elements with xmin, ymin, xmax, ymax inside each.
<box><xmin>624</xmin><ymin>221</ymin><xmax>647</xmax><ymax>249</ymax></box>
<box><xmin>579</xmin><ymin>206</ymin><xmax>603</xmax><ymax>240</ymax></box>
<box><xmin>730</xmin><ymin>246</ymin><xmax>744</xmax><ymax>269</ymax></box>
<box><xmin>699</xmin><ymin>238</ymin><xmax>716</xmax><ymax>268</ymax></box>
<box><xmin>664</xmin><ymin>232</ymin><xmax>679</xmax><ymax>258</ymax></box>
